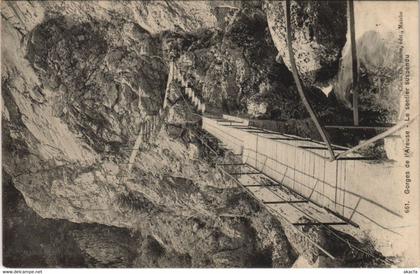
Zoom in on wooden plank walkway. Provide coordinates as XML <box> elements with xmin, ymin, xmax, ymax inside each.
<box><xmin>126</xmin><ymin>115</ymin><xmax>160</xmax><ymax>173</ymax></box>
<box><xmin>202</xmin><ymin>115</ymin><xmax>404</xmax><ymax>237</ymax></box>
<box><xmin>221</xmin><ymin>163</ymin><xmax>350</xmax><ymax>226</ymax></box>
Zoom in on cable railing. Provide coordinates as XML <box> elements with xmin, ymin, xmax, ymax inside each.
<box><xmin>202</xmin><ymin>107</ymin><xmax>405</xmax><ymax>239</ymax></box>
<box><xmin>167</xmin><ymin>60</ymin><xmax>392</xmax><ymax>264</ymax></box>
<box><xmin>208</xmin><ymin>119</ymin><xmax>334</xmax><ymax>160</ymax></box>
<box><xmin>205</xmin><ymin>120</ymin><xmax>404</xmax><ymax>221</ymax></box>
<box><xmin>192</xmin><ymin>129</ymin><xmax>391</xmax><ymax>265</ymax></box>
<box><xmin>149</xmin><ymin>2</ymin><xmax>404</xmax><ymax>264</ymax></box>
<box><xmin>190</xmin><ymin>130</ymin><xmax>337</xmax><ymax>260</ymax></box>
<box><xmin>241</xmin><ymin>149</ymin><xmax>403</xmax><ymax>230</ymax></box>
<box><xmin>202</xmin><ymin>121</ymin><xmax>244</xmax><ymax>144</ymax></box>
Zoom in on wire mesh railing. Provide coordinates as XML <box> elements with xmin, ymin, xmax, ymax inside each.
<box><xmin>193</xmin><ymin>128</ymin><xmax>391</xmax><ymax>265</ymax></box>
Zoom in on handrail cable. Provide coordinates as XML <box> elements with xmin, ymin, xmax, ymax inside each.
<box><xmin>170</xmin><ymin>58</ymin><xmax>392</xmax><ymax>265</ymax></box>
<box><xmin>194</xmin><ymin>130</ymin><xmax>391</xmax><ymax>265</ymax></box>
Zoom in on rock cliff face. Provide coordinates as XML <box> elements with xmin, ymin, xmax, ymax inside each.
<box><xmin>1</xmin><ymin>0</ymin><xmax>397</xmax><ymax>267</ymax></box>
<box><xmin>333</xmin><ymin>2</ymin><xmax>406</xmax><ymax>123</ymax></box>
<box><xmin>2</xmin><ymin>1</ymin><xmax>298</xmax><ymax>267</ymax></box>
<box><xmin>168</xmin><ymin>8</ymin><xmax>308</xmax><ymax>120</ymax></box>
<box><xmin>262</xmin><ymin>0</ymin><xmax>405</xmax><ymax>141</ymax></box>
<box><xmin>264</xmin><ymin>0</ymin><xmax>347</xmax><ymax>87</ymax></box>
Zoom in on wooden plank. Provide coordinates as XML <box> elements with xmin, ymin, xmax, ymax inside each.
<box><xmin>215</xmin><ymin>163</ymin><xmax>336</xmax><ymax>260</ymax></box>
<box><xmin>230</xmin><ymin>172</ymin><xmax>261</xmax><ymax>176</ymax></box>
<box><xmin>299</xmin><ymin>145</ymin><xmax>346</xmax><ymax>151</ymax></box>
<box><xmin>337</xmin><ymin>156</ymin><xmax>379</xmax><ymax>161</ymax></box>
<box><xmin>244</xmin><ymin>184</ymin><xmax>275</xmax><ymax>187</ymax></box>
<box><xmin>217</xmin><ymin>163</ymin><xmax>246</xmax><ymax>166</ymax></box>
<box><xmin>268</xmin><ymin>137</ymin><xmax>298</xmax><ymax>141</ymax></box>
<box><xmin>293</xmin><ymin>222</ymin><xmax>349</xmax><ymax>226</ymax></box>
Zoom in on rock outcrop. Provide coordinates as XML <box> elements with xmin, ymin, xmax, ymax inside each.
<box><xmin>264</xmin><ymin>0</ymin><xmax>347</xmax><ymax>87</ymax></box>
<box><xmin>333</xmin><ymin>2</ymin><xmax>407</xmax><ymax>123</ymax></box>
<box><xmin>1</xmin><ymin>0</ymin><xmax>394</xmax><ymax>268</ymax></box>
<box><xmin>2</xmin><ymin>1</ymin><xmax>299</xmax><ymax>267</ymax></box>
<box><xmin>168</xmin><ymin>8</ymin><xmax>303</xmax><ymax>120</ymax></box>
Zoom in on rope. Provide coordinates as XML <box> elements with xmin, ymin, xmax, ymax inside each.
<box><xmin>198</xmin><ymin>130</ymin><xmax>391</xmax><ymax>264</ymax></box>
<box><xmin>190</xmin><ymin>130</ymin><xmax>336</xmax><ymax>260</ymax></box>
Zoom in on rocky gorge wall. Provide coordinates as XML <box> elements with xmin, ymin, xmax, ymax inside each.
<box><xmin>1</xmin><ymin>0</ymin><xmax>402</xmax><ymax>267</ymax></box>
<box><xmin>2</xmin><ymin>1</ymin><xmax>297</xmax><ymax>267</ymax></box>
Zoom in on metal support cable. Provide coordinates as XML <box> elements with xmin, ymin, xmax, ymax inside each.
<box><xmin>190</xmin><ymin>131</ymin><xmax>336</xmax><ymax>260</ymax></box>
<box><xmin>225</xmin><ymin>145</ymin><xmax>390</xmax><ymax>264</ymax></box>
<box><xmin>164</xmin><ymin>45</ymin><xmax>392</xmax><ymax>265</ymax></box>
<box><xmin>285</xmin><ymin>0</ymin><xmax>335</xmax><ymax>160</ymax></box>
<box><xmin>198</xmin><ymin>122</ymin><xmax>391</xmax><ymax>264</ymax></box>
